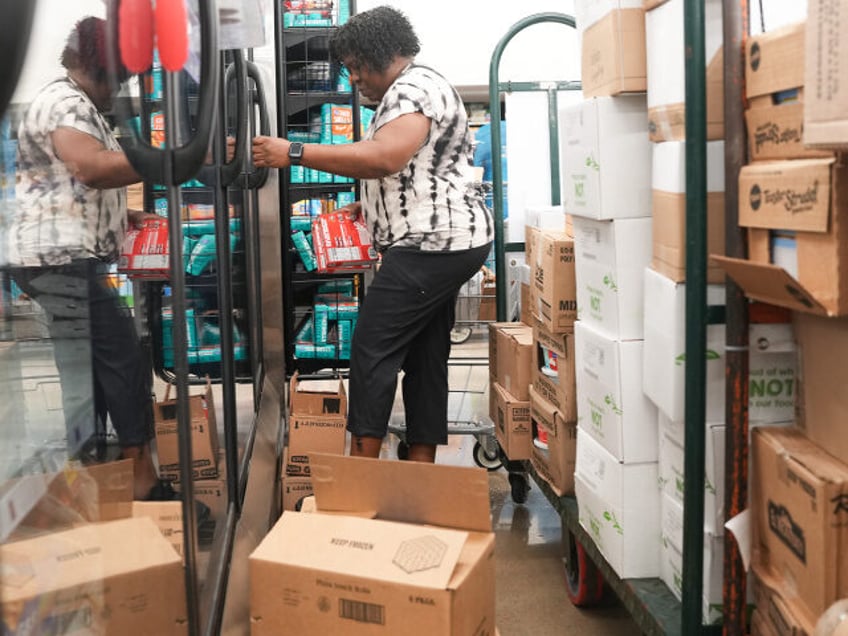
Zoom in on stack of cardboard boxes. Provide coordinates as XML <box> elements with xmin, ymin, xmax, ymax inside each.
<box><xmin>708</xmin><ymin>8</ymin><xmax>848</xmax><ymax>632</ymax></box>
<box><xmin>280</xmin><ymin>373</ymin><xmax>348</xmax><ymax>512</ymax></box>
<box><xmin>563</xmin><ymin>0</ymin><xmax>659</xmax><ymax>580</ymax></box>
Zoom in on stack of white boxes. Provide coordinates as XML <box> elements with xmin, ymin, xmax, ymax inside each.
<box><xmin>566</xmin><ymin>0</ymin><xmax>658</xmax><ymax>580</ymax></box>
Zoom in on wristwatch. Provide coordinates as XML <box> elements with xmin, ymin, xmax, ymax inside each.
<box><xmin>288</xmin><ymin>141</ymin><xmax>304</xmax><ymax>166</ymax></box>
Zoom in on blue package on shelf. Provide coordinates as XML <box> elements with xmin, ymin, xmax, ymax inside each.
<box><xmin>182</xmin><ymin>218</ymin><xmax>242</xmax><ymax>237</ymax></box>
<box><xmin>313</xmin><ymin>305</ymin><xmax>329</xmax><ymax>345</ymax></box>
<box><xmin>317</xmin><ymin>279</ymin><xmax>354</xmax><ymax>295</ymax></box>
<box><xmin>296</xmin><ymin>316</ymin><xmax>314</xmax><ymax>343</ymax></box>
<box><xmin>290</xmin><ymin>216</ymin><xmax>313</xmax><ymax>232</ymax></box>
<box><xmin>291</xmin><ymin>230</ymin><xmax>317</xmax><ymax>271</ymax></box>
<box><xmin>336</xmin><ymin>191</ymin><xmax>356</xmax><ymax>207</ymax></box>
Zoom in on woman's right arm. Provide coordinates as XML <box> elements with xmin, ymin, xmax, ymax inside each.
<box><xmin>52</xmin><ymin>126</ymin><xmax>141</xmax><ymax>189</ymax></box>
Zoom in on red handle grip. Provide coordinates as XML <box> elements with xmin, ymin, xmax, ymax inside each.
<box><xmin>118</xmin><ymin>0</ymin><xmax>154</xmax><ymax>73</ymax></box>
<box><xmin>155</xmin><ymin>0</ymin><xmax>189</xmax><ymax>72</ymax></box>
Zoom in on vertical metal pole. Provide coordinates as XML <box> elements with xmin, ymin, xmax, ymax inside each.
<box><xmin>722</xmin><ymin>1</ymin><xmax>750</xmax><ymax>634</ymax></box>
<box><xmin>165</xmin><ymin>70</ymin><xmax>200</xmax><ymax>636</ymax></box>
<box><xmin>214</xmin><ymin>51</ymin><xmax>241</xmax><ymax>514</ymax></box>
<box><xmin>547</xmin><ymin>88</ymin><xmax>561</xmax><ymax>207</ymax></box>
<box><xmin>683</xmin><ymin>0</ymin><xmax>708</xmax><ymax>632</ymax></box>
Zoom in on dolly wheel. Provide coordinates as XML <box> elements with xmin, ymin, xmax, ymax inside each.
<box><xmin>508</xmin><ymin>472</ymin><xmax>530</xmax><ymax>504</ymax></box>
<box><xmin>473</xmin><ymin>441</ymin><xmax>502</xmax><ymax>471</ymax></box>
<box><xmin>450</xmin><ymin>326</ymin><xmax>472</xmax><ymax>344</ymax></box>
<box><xmin>563</xmin><ymin>528</ymin><xmax>605</xmax><ymax>607</ymax></box>
<box><xmin>397</xmin><ymin>440</ymin><xmax>409</xmax><ymax>460</ymax></box>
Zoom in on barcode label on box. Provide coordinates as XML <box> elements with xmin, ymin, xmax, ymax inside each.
<box><xmin>339</xmin><ymin>598</ymin><xmax>385</xmax><ymax>625</ymax></box>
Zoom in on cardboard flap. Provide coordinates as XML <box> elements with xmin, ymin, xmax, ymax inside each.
<box><xmin>289</xmin><ymin>371</ymin><xmax>347</xmax><ymax>416</ymax></box>
<box><xmin>711</xmin><ymin>256</ymin><xmax>826</xmax><ymax>314</ymax></box>
<box><xmin>308</xmin><ymin>454</ymin><xmax>492</xmax><ymax>533</ymax></box>
<box><xmin>265</xmin><ymin>513</ymin><xmax>466</xmax><ymax>590</ymax></box>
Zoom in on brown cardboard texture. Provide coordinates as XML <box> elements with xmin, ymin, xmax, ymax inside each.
<box><xmin>173</xmin><ymin>449</ymin><xmax>227</xmax><ymax>518</ymax></box>
<box><xmin>493</xmin><ymin>382</ymin><xmax>532</xmax><ymax>461</ymax></box>
<box><xmin>652</xmin><ymin>190</ymin><xmax>725</xmax><ymax>283</ymax></box>
<box><xmin>647</xmin><ymin>46</ymin><xmax>725</xmax><ymax>142</ymax></box>
<box><xmin>738</xmin><ymin>158</ymin><xmax>834</xmax><ymax>232</ymax></box>
<box><xmin>581</xmin><ymin>8</ymin><xmax>646</xmax><ymax>98</ymax></box>
<box><xmin>529</xmin><ymin>386</ymin><xmax>577</xmax><ymax>497</ymax></box>
<box><xmin>154</xmin><ymin>381</ymin><xmax>220</xmax><ymax>482</ymax></box>
<box><xmin>288</xmin><ymin>372</ymin><xmax>347</xmax><ymax>456</ymax></box>
<box><xmin>751</xmin><ymin>426</ymin><xmax>848</xmax><ymax>621</ymax></box>
<box><xmin>493</xmin><ymin>322</ymin><xmax>534</xmax><ymax>400</ymax></box>
<box><xmin>132</xmin><ymin>500</ymin><xmax>184</xmax><ymax>560</ymax></box>
<box><xmin>531</xmin><ymin>230</ymin><xmax>577</xmax><ymax>334</ymax></box>
<box><xmin>746</xmin><ymin>22</ymin><xmax>805</xmax><ymax>99</ymax></box>
<box><xmin>520</xmin><ymin>282</ymin><xmax>532</xmax><ymax>325</ymax></box>
<box><xmin>280</xmin><ymin>448</ymin><xmax>314</xmax><ymax>512</ymax></box>
<box><xmin>751</xmin><ymin>563</ymin><xmax>816</xmax><ymax>636</ymax></box>
<box><xmin>795</xmin><ymin>312</ymin><xmax>848</xmax><ymax>462</ymax></box>
<box><xmin>746</xmin><ymin>95</ymin><xmax>834</xmax><ymax>161</ymax></box>
<box><xmin>644</xmin><ymin>0</ymin><xmax>671</xmax><ymax>9</ymax></box>
<box><xmin>715</xmin><ymin>159</ymin><xmax>848</xmax><ymax>316</ymax></box>
<box><xmin>0</xmin><ymin>516</ymin><xmax>187</xmax><ymax>634</ymax></box>
<box><xmin>251</xmin><ymin>453</ymin><xmax>495</xmax><ymax>635</ymax></box>
<box><xmin>804</xmin><ymin>1</ymin><xmax>848</xmax><ymax>147</ymax></box>
<box><xmin>532</xmin><ymin>323</ymin><xmax>577</xmax><ymax>421</ymax></box>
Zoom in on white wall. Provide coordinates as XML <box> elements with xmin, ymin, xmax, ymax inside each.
<box><xmin>12</xmin><ymin>0</ymin><xmax>107</xmax><ymax>104</ymax></box>
<box><xmin>750</xmin><ymin>0</ymin><xmax>807</xmax><ymax>33</ymax></box>
<box><xmin>356</xmin><ymin>0</ymin><xmax>581</xmax><ymax>87</ymax></box>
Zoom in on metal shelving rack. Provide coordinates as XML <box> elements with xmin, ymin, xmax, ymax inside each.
<box><xmin>488</xmin><ymin>3</ymin><xmax>751</xmax><ymax>633</ymax></box>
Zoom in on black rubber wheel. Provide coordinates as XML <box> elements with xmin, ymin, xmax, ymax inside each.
<box><xmin>508</xmin><ymin>472</ymin><xmax>530</xmax><ymax>504</ymax></box>
<box><xmin>563</xmin><ymin>528</ymin><xmax>605</xmax><ymax>607</ymax></box>
<box><xmin>397</xmin><ymin>440</ymin><xmax>409</xmax><ymax>461</ymax></box>
<box><xmin>450</xmin><ymin>326</ymin><xmax>472</xmax><ymax>344</ymax></box>
<box><xmin>473</xmin><ymin>441</ymin><xmax>502</xmax><ymax>471</ymax></box>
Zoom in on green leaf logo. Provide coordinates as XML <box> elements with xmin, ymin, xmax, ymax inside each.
<box><xmin>675</xmin><ymin>349</ymin><xmax>720</xmax><ymax>366</ymax></box>
<box><xmin>585</xmin><ymin>155</ymin><xmax>600</xmax><ymax>171</ymax></box>
<box><xmin>604</xmin><ymin>394</ymin><xmax>623</xmax><ymax>416</ymax></box>
<box><xmin>705</xmin><ymin>475</ymin><xmax>716</xmax><ymax>495</ymax></box>
<box><xmin>602</xmin><ymin>274</ymin><xmax>618</xmax><ymax>292</ymax></box>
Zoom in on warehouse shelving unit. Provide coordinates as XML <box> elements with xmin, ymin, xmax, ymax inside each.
<box><xmin>488</xmin><ymin>4</ymin><xmax>748</xmax><ymax>634</ymax></box>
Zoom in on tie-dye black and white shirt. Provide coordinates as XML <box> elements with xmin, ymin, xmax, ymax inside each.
<box><xmin>362</xmin><ymin>64</ymin><xmax>493</xmax><ymax>252</ymax></box>
<box><xmin>8</xmin><ymin>77</ymin><xmax>127</xmax><ymax>266</ymax></box>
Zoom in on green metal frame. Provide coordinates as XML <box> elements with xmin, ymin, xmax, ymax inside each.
<box><xmin>487</xmin><ymin>7</ymin><xmax>717</xmax><ymax>635</ymax></box>
<box><xmin>488</xmin><ymin>13</ymin><xmax>577</xmax><ymax>322</ymax></box>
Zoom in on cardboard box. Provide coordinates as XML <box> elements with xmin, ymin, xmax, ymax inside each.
<box><xmin>580</xmin><ymin>8</ymin><xmax>646</xmax><ymax>98</ymax></box>
<box><xmin>117</xmin><ymin>216</ymin><xmax>170</xmax><ymax>280</ymax></box>
<box><xmin>751</xmin><ymin>563</ymin><xmax>816</xmax><ymax>636</ymax></box>
<box><xmin>132</xmin><ymin>500</ymin><xmax>184</xmax><ymax>559</ymax></box>
<box><xmin>714</xmin><ymin>158</ymin><xmax>848</xmax><ymax>316</ymax></box>
<box><xmin>530</xmin><ymin>230</ymin><xmax>577</xmax><ymax>333</ymax></box>
<box><xmin>574</xmin><ymin>429</ymin><xmax>660</xmax><ymax>578</ymax></box>
<box><xmin>575</xmin><ymin>0</ymin><xmax>643</xmax><ymax>31</ymax></box>
<box><xmin>749</xmin><ymin>610</ymin><xmax>778</xmax><ymax>636</ymax></box>
<box><xmin>651</xmin><ymin>141</ymin><xmax>726</xmax><ymax>283</ymax></box>
<box><xmin>643</xmin><ymin>0</ymin><xmax>669</xmax><ymax>10</ymax></box>
<box><xmin>751</xmin><ymin>426</ymin><xmax>848</xmax><ymax>621</ymax></box>
<box><xmin>795</xmin><ymin>312</ymin><xmax>848</xmax><ymax>460</ymax></box>
<box><xmin>251</xmin><ymin>454</ymin><xmax>496</xmax><ymax>636</ymax></box>
<box><xmin>658</xmin><ymin>413</ymin><xmax>726</xmax><ymax>536</ymax></box>
<box><xmin>747</xmin><ymin>22</ymin><xmax>805</xmax><ymax>100</ymax></box>
<box><xmin>559</xmin><ymin>95</ymin><xmax>653</xmax><ymax>220</ymax></box>
<box><xmin>575</xmin><ymin>320</ymin><xmax>658</xmax><ymax>463</ymax></box>
<box><xmin>529</xmin><ymin>386</ymin><xmax>578</xmax><ymax>497</ymax></box>
<box><xmin>658</xmin><ymin>494</ymin><xmax>725</xmax><ymax>624</ymax></box>
<box><xmin>154</xmin><ymin>382</ymin><xmax>220</xmax><ymax>483</ymax></box>
<box><xmin>747</xmin><ymin>93</ymin><xmax>833</xmax><ymax>161</ymax></box>
<box><xmin>805</xmin><ymin>2</ymin><xmax>848</xmax><ymax>147</ymax></box>
<box><xmin>491</xmin><ymin>322</ymin><xmax>534</xmax><ymax>401</ymax></box>
<box><xmin>520</xmin><ymin>282</ymin><xmax>532</xmax><ymax>325</ymax></box>
<box><xmin>493</xmin><ymin>382</ymin><xmax>532</xmax><ymax>461</ymax></box>
<box><xmin>311</xmin><ymin>211</ymin><xmax>378</xmax><ymax>272</ymax></box>
<box><xmin>288</xmin><ymin>372</ymin><xmax>347</xmax><ymax>456</ymax></box>
<box><xmin>0</xmin><ymin>516</ymin><xmax>187</xmax><ymax>634</ymax></box>
<box><xmin>642</xmin><ymin>267</ymin><xmax>727</xmax><ymax>423</ymax></box>
<box><xmin>531</xmin><ymin>323</ymin><xmax>577</xmax><ymax>421</ymax></box>
<box><xmin>573</xmin><ymin>216</ymin><xmax>652</xmax><ymax>341</ymax></box>
<box><xmin>646</xmin><ymin>0</ymin><xmax>725</xmax><ymax>141</ymax></box>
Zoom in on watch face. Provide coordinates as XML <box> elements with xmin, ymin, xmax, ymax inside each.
<box><xmin>289</xmin><ymin>141</ymin><xmax>304</xmax><ymax>164</ymax></box>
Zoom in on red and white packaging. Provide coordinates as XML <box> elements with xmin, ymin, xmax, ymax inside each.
<box><xmin>311</xmin><ymin>211</ymin><xmax>377</xmax><ymax>272</ymax></box>
<box><xmin>118</xmin><ymin>217</ymin><xmax>170</xmax><ymax>280</ymax></box>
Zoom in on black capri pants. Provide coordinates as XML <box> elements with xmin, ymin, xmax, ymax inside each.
<box><xmin>347</xmin><ymin>242</ymin><xmax>492</xmax><ymax>445</ymax></box>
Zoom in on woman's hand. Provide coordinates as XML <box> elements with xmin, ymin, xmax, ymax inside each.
<box><xmin>336</xmin><ymin>201</ymin><xmax>362</xmax><ymax>222</ymax></box>
<box><xmin>252</xmin><ymin>136</ymin><xmax>291</xmax><ymax>168</ymax></box>
<box><xmin>127</xmin><ymin>209</ymin><xmax>162</xmax><ymax>228</ymax></box>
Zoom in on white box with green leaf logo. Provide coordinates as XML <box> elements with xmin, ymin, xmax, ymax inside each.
<box><xmin>559</xmin><ymin>95</ymin><xmax>652</xmax><ymax>220</ymax></box>
<box><xmin>575</xmin><ymin>320</ymin><xmax>658</xmax><ymax>463</ymax></box>
<box><xmin>642</xmin><ymin>267</ymin><xmax>727</xmax><ymax>422</ymax></box>
<box><xmin>573</xmin><ymin>216</ymin><xmax>653</xmax><ymax>341</ymax></box>
<box><xmin>574</xmin><ymin>429</ymin><xmax>660</xmax><ymax>579</ymax></box>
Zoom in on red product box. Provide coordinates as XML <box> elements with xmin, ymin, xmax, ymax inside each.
<box><xmin>118</xmin><ymin>217</ymin><xmax>170</xmax><ymax>280</ymax></box>
<box><xmin>311</xmin><ymin>212</ymin><xmax>377</xmax><ymax>272</ymax></box>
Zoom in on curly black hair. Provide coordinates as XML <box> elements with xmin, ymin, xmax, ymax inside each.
<box><xmin>329</xmin><ymin>6</ymin><xmax>420</xmax><ymax>74</ymax></box>
<box><xmin>61</xmin><ymin>17</ymin><xmax>128</xmax><ymax>84</ymax></box>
